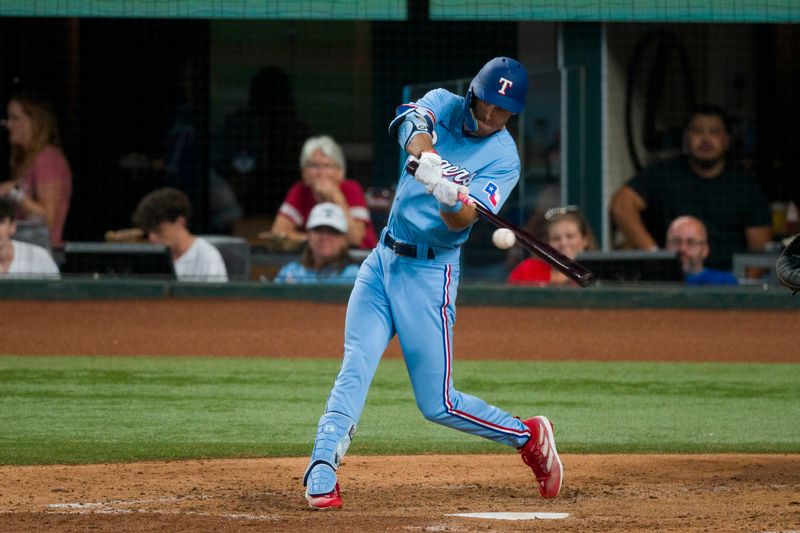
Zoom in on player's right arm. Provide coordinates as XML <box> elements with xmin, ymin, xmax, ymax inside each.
<box><xmin>610</xmin><ymin>185</ymin><xmax>657</xmax><ymax>250</ymax></box>
<box><xmin>389</xmin><ymin>95</ymin><xmax>477</xmax><ymax>229</ymax></box>
<box><xmin>406</xmin><ymin>132</ymin><xmax>434</xmax><ymax>159</ymax></box>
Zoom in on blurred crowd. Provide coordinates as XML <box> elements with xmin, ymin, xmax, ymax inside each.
<box><xmin>0</xmin><ymin>73</ymin><xmax>789</xmax><ymax>287</ymax></box>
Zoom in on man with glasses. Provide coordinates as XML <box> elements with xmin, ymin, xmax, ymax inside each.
<box><xmin>611</xmin><ymin>104</ymin><xmax>771</xmax><ymax>271</ymax></box>
<box><xmin>665</xmin><ymin>215</ymin><xmax>737</xmax><ymax>285</ymax></box>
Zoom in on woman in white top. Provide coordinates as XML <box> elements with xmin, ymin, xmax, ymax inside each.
<box><xmin>132</xmin><ymin>187</ymin><xmax>227</xmax><ymax>282</ymax></box>
<box><xmin>0</xmin><ymin>197</ymin><xmax>59</xmax><ymax>277</ymax></box>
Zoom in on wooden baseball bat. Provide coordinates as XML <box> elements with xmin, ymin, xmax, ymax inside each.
<box><xmin>406</xmin><ymin>160</ymin><xmax>595</xmax><ymax>287</ymax></box>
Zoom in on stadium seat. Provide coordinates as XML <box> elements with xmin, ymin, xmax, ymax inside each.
<box><xmin>199</xmin><ymin>235</ymin><xmax>251</xmax><ymax>281</ymax></box>
<box><xmin>13</xmin><ymin>221</ymin><xmax>53</xmax><ymax>257</ymax></box>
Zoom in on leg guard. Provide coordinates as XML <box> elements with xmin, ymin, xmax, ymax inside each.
<box><xmin>303</xmin><ymin>412</ymin><xmax>356</xmax><ymax>496</ymax></box>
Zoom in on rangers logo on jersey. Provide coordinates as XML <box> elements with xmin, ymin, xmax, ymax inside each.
<box><xmin>484</xmin><ymin>182</ymin><xmax>500</xmax><ymax>207</ymax></box>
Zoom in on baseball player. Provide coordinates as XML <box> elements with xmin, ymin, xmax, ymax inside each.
<box><xmin>303</xmin><ymin>57</ymin><xmax>563</xmax><ymax>509</ymax></box>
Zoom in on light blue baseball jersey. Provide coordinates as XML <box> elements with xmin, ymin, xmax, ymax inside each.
<box><xmin>387</xmin><ymin>88</ymin><xmax>520</xmax><ymax>250</ymax></box>
<box><xmin>304</xmin><ymin>88</ymin><xmax>531</xmax><ymax>498</ymax></box>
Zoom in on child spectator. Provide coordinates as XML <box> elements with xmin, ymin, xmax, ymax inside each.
<box><xmin>0</xmin><ymin>197</ymin><xmax>59</xmax><ymax>277</ymax></box>
<box><xmin>133</xmin><ymin>187</ymin><xmax>227</xmax><ymax>282</ymax></box>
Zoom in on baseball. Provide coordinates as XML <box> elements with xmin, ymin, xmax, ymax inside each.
<box><xmin>492</xmin><ymin>228</ymin><xmax>516</xmax><ymax>249</ymax></box>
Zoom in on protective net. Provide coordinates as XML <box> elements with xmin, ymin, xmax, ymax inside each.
<box><xmin>0</xmin><ymin>2</ymin><xmax>797</xmax><ymax>284</ymax></box>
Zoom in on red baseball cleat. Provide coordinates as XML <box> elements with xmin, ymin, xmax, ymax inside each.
<box><xmin>305</xmin><ymin>482</ymin><xmax>343</xmax><ymax>510</ymax></box>
<box><xmin>518</xmin><ymin>416</ymin><xmax>563</xmax><ymax>498</ymax></box>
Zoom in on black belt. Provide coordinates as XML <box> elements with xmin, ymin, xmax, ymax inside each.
<box><xmin>383</xmin><ymin>233</ymin><xmax>435</xmax><ymax>259</ymax></box>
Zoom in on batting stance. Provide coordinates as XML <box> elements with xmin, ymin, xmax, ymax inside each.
<box><xmin>303</xmin><ymin>57</ymin><xmax>563</xmax><ymax>509</ymax></box>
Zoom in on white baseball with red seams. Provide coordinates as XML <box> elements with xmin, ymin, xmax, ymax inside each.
<box><xmin>492</xmin><ymin>228</ymin><xmax>516</xmax><ymax>249</ymax></box>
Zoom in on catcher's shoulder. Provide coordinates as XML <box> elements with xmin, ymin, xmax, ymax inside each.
<box><xmin>776</xmin><ymin>233</ymin><xmax>800</xmax><ymax>293</ymax></box>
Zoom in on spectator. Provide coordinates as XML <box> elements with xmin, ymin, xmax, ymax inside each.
<box><xmin>508</xmin><ymin>207</ymin><xmax>594</xmax><ymax>286</ymax></box>
<box><xmin>666</xmin><ymin>215</ymin><xmax>738</xmax><ymax>286</ymax></box>
<box><xmin>0</xmin><ymin>197</ymin><xmax>59</xmax><ymax>277</ymax></box>
<box><xmin>264</xmin><ymin>135</ymin><xmax>377</xmax><ymax>250</ymax></box>
<box><xmin>0</xmin><ymin>91</ymin><xmax>72</xmax><ymax>247</ymax></box>
<box><xmin>215</xmin><ymin>66</ymin><xmax>312</xmax><ymax>215</ymax></box>
<box><xmin>273</xmin><ymin>202</ymin><xmax>360</xmax><ymax>285</ymax></box>
<box><xmin>610</xmin><ymin>103</ymin><xmax>772</xmax><ymax>270</ymax></box>
<box><xmin>132</xmin><ymin>187</ymin><xmax>227</xmax><ymax>282</ymax></box>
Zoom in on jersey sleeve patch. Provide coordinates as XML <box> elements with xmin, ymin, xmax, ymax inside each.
<box><xmin>483</xmin><ymin>182</ymin><xmax>501</xmax><ymax>208</ymax></box>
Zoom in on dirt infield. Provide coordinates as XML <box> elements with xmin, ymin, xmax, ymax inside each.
<box><xmin>1</xmin><ymin>299</ymin><xmax>799</xmax><ymax>532</ymax></box>
<box><xmin>2</xmin><ymin>300</ymin><xmax>798</xmax><ymax>362</ymax></box>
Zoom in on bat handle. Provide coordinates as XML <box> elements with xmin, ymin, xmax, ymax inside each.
<box><xmin>409</xmin><ymin>159</ymin><xmax>474</xmax><ymax>208</ymax></box>
<box><xmin>457</xmin><ymin>192</ymin><xmax>474</xmax><ymax>207</ymax></box>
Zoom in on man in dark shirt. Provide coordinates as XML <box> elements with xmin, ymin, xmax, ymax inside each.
<box><xmin>610</xmin><ymin>104</ymin><xmax>772</xmax><ymax>270</ymax></box>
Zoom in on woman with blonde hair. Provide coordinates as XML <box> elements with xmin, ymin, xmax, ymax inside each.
<box><xmin>0</xmin><ymin>92</ymin><xmax>72</xmax><ymax>246</ymax></box>
<box><xmin>508</xmin><ymin>206</ymin><xmax>596</xmax><ymax>286</ymax></box>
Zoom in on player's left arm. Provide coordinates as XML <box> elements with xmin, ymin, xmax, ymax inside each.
<box><xmin>406</xmin><ymin>133</ymin><xmax>435</xmax><ymax>159</ymax></box>
<box><xmin>440</xmin><ymin>202</ymin><xmax>477</xmax><ymax>230</ymax></box>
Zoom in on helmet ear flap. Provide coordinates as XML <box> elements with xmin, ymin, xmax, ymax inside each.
<box><xmin>463</xmin><ymin>88</ymin><xmax>478</xmax><ymax>134</ymax></box>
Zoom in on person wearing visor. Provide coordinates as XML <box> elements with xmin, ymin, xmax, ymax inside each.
<box><xmin>273</xmin><ymin>202</ymin><xmax>360</xmax><ymax>284</ymax></box>
<box><xmin>302</xmin><ymin>57</ymin><xmax>564</xmax><ymax>510</ymax></box>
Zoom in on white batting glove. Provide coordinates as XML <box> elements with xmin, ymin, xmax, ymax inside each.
<box><xmin>412</xmin><ymin>151</ymin><xmax>442</xmax><ymax>193</ymax></box>
<box><xmin>431</xmin><ymin>179</ymin><xmax>469</xmax><ymax>207</ymax></box>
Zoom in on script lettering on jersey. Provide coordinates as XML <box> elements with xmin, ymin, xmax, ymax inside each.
<box><xmin>440</xmin><ymin>158</ymin><xmax>477</xmax><ymax>185</ymax></box>
<box><xmin>498</xmin><ymin>77</ymin><xmax>514</xmax><ymax>95</ymax></box>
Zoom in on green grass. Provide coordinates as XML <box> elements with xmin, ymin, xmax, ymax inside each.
<box><xmin>1</xmin><ymin>355</ymin><xmax>798</xmax><ymax>465</ymax></box>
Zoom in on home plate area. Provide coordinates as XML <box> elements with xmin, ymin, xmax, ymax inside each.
<box><xmin>448</xmin><ymin>512</ymin><xmax>569</xmax><ymax>520</ymax></box>
<box><xmin>2</xmin><ymin>454</ymin><xmax>799</xmax><ymax>532</ymax></box>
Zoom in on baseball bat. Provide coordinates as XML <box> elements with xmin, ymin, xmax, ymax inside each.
<box><xmin>406</xmin><ymin>160</ymin><xmax>595</xmax><ymax>287</ymax></box>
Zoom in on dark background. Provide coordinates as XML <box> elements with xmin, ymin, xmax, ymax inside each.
<box><xmin>0</xmin><ymin>18</ymin><xmax>797</xmax><ymax>241</ymax></box>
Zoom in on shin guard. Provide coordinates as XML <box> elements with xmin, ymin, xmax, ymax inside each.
<box><xmin>303</xmin><ymin>412</ymin><xmax>356</xmax><ymax>496</ymax></box>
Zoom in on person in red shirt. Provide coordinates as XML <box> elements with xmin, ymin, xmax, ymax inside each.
<box><xmin>508</xmin><ymin>207</ymin><xmax>593</xmax><ymax>286</ymax></box>
<box><xmin>264</xmin><ymin>135</ymin><xmax>377</xmax><ymax>249</ymax></box>
<box><xmin>0</xmin><ymin>92</ymin><xmax>72</xmax><ymax>247</ymax></box>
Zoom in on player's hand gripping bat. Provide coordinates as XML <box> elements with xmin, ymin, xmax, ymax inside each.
<box><xmin>406</xmin><ymin>159</ymin><xmax>595</xmax><ymax>287</ymax></box>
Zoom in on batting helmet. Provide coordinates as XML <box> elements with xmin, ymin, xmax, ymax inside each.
<box><xmin>463</xmin><ymin>57</ymin><xmax>528</xmax><ymax>134</ymax></box>
<box><xmin>469</xmin><ymin>57</ymin><xmax>529</xmax><ymax>114</ymax></box>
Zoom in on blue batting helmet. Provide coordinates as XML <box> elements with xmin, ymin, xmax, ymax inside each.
<box><xmin>469</xmin><ymin>57</ymin><xmax>529</xmax><ymax>114</ymax></box>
